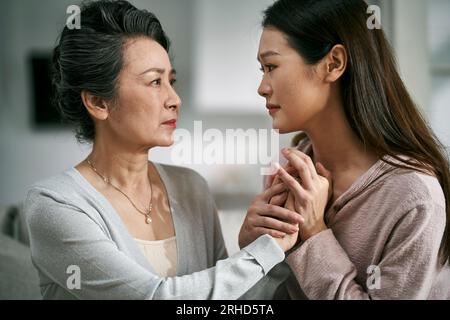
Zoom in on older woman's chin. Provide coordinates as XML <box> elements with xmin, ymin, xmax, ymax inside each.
<box><xmin>154</xmin><ymin>136</ymin><xmax>175</xmax><ymax>148</ymax></box>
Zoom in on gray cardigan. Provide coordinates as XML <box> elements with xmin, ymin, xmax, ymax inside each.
<box><xmin>24</xmin><ymin>163</ymin><xmax>285</xmax><ymax>300</ymax></box>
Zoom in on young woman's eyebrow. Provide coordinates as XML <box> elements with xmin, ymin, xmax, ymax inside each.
<box><xmin>257</xmin><ymin>51</ymin><xmax>281</xmax><ymax>62</ymax></box>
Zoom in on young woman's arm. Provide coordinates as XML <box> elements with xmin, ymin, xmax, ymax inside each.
<box><xmin>286</xmin><ymin>201</ymin><xmax>445</xmax><ymax>300</ymax></box>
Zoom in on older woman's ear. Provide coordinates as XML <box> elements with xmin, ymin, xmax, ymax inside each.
<box><xmin>81</xmin><ymin>90</ymin><xmax>109</xmax><ymax>121</ymax></box>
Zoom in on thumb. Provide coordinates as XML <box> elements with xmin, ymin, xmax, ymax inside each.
<box><xmin>316</xmin><ymin>162</ymin><xmax>333</xmax><ymax>200</ymax></box>
<box><xmin>316</xmin><ymin>162</ymin><xmax>332</xmax><ymax>183</ymax></box>
<box><xmin>316</xmin><ymin>162</ymin><xmax>331</xmax><ymax>180</ymax></box>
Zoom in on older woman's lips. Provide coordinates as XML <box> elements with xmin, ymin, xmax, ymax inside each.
<box><xmin>162</xmin><ymin>119</ymin><xmax>177</xmax><ymax>128</ymax></box>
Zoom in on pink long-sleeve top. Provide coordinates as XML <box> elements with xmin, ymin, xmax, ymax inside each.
<box><xmin>284</xmin><ymin>137</ymin><xmax>450</xmax><ymax>300</ymax></box>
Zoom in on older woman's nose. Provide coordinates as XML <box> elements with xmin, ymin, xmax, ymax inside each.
<box><xmin>166</xmin><ymin>87</ymin><xmax>181</xmax><ymax>110</ymax></box>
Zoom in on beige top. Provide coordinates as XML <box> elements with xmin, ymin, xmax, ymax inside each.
<box><xmin>134</xmin><ymin>236</ymin><xmax>178</xmax><ymax>278</ymax></box>
<box><xmin>283</xmin><ymin>136</ymin><xmax>450</xmax><ymax>299</ymax></box>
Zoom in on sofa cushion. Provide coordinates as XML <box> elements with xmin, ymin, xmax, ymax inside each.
<box><xmin>0</xmin><ymin>206</ymin><xmax>15</xmax><ymax>237</ymax></box>
<box><xmin>0</xmin><ymin>204</ymin><xmax>31</xmax><ymax>246</ymax></box>
<box><xmin>0</xmin><ymin>233</ymin><xmax>41</xmax><ymax>299</ymax></box>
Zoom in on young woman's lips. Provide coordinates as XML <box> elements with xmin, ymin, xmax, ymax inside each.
<box><xmin>162</xmin><ymin>119</ymin><xmax>177</xmax><ymax>128</ymax></box>
<box><xmin>267</xmin><ymin>104</ymin><xmax>281</xmax><ymax>115</ymax></box>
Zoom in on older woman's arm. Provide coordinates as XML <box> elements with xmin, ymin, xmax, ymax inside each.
<box><xmin>25</xmin><ymin>187</ymin><xmax>285</xmax><ymax>300</ymax></box>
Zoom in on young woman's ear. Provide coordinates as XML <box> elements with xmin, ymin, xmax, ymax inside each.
<box><xmin>81</xmin><ymin>90</ymin><xmax>110</xmax><ymax>121</ymax></box>
<box><xmin>323</xmin><ymin>44</ymin><xmax>347</xmax><ymax>83</ymax></box>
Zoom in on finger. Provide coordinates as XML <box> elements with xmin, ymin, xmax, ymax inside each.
<box><xmin>260</xmin><ymin>182</ymin><xmax>288</xmax><ymax>203</ymax></box>
<box><xmin>254</xmin><ymin>227</ymin><xmax>287</xmax><ymax>239</ymax></box>
<box><xmin>271</xmin><ymin>165</ymin><xmax>297</xmax><ymax>188</ymax></box>
<box><xmin>267</xmin><ymin>165</ymin><xmax>298</xmax><ymax>204</ymax></box>
<box><xmin>316</xmin><ymin>162</ymin><xmax>333</xmax><ymax>200</ymax></box>
<box><xmin>254</xmin><ymin>216</ymin><xmax>299</xmax><ymax>234</ymax></box>
<box><xmin>285</xmin><ymin>192</ymin><xmax>295</xmax><ymax>211</ymax></box>
<box><xmin>284</xmin><ymin>165</ymin><xmax>299</xmax><ymax>177</ymax></box>
<box><xmin>264</xmin><ymin>173</ymin><xmax>276</xmax><ymax>190</ymax></box>
<box><xmin>275</xmin><ymin>162</ymin><xmax>306</xmax><ymax>197</ymax></box>
<box><xmin>256</xmin><ymin>202</ymin><xmax>304</xmax><ymax>224</ymax></box>
<box><xmin>296</xmin><ymin>150</ymin><xmax>318</xmax><ymax>180</ymax></box>
<box><xmin>316</xmin><ymin>162</ymin><xmax>332</xmax><ymax>181</ymax></box>
<box><xmin>282</xmin><ymin>149</ymin><xmax>317</xmax><ymax>184</ymax></box>
<box><xmin>270</xmin><ymin>174</ymin><xmax>281</xmax><ymax>188</ymax></box>
<box><xmin>286</xmin><ymin>154</ymin><xmax>314</xmax><ymax>189</ymax></box>
<box><xmin>269</xmin><ymin>191</ymin><xmax>288</xmax><ymax>206</ymax></box>
<box><xmin>265</xmin><ymin>160</ymin><xmax>292</xmax><ymax>189</ymax></box>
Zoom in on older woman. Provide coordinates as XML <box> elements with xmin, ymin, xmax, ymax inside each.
<box><xmin>24</xmin><ymin>0</ymin><xmax>299</xmax><ymax>300</ymax></box>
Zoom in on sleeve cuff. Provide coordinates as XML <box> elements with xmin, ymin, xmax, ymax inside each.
<box><xmin>243</xmin><ymin>234</ymin><xmax>285</xmax><ymax>275</ymax></box>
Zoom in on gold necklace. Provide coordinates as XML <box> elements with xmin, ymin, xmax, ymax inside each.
<box><xmin>87</xmin><ymin>159</ymin><xmax>153</xmax><ymax>224</ymax></box>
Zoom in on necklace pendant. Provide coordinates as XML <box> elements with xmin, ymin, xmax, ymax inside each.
<box><xmin>145</xmin><ymin>215</ymin><xmax>152</xmax><ymax>224</ymax></box>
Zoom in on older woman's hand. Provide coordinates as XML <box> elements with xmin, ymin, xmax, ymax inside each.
<box><xmin>275</xmin><ymin>148</ymin><xmax>333</xmax><ymax>242</ymax></box>
<box><xmin>238</xmin><ymin>176</ymin><xmax>303</xmax><ymax>252</ymax></box>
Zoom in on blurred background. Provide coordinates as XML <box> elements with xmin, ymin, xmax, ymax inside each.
<box><xmin>0</xmin><ymin>0</ymin><xmax>449</xmax><ymax>256</ymax></box>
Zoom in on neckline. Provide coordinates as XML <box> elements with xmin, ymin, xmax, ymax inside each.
<box><xmin>328</xmin><ymin>158</ymin><xmax>386</xmax><ymax>209</ymax></box>
<box><xmin>134</xmin><ymin>236</ymin><xmax>177</xmax><ymax>245</ymax></box>
<box><xmin>67</xmin><ymin>162</ymin><xmax>184</xmax><ymax>276</ymax></box>
<box><xmin>297</xmin><ymin>137</ymin><xmax>388</xmax><ymax>214</ymax></box>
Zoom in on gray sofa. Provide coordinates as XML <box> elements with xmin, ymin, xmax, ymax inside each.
<box><xmin>0</xmin><ymin>205</ymin><xmax>41</xmax><ymax>299</ymax></box>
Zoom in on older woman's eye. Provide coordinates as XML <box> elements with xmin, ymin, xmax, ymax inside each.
<box><xmin>170</xmin><ymin>79</ymin><xmax>177</xmax><ymax>87</ymax></box>
<box><xmin>151</xmin><ymin>79</ymin><xmax>162</xmax><ymax>86</ymax></box>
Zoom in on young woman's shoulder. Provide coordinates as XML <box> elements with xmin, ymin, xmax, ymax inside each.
<box><xmin>378</xmin><ymin>164</ymin><xmax>445</xmax><ymax>214</ymax></box>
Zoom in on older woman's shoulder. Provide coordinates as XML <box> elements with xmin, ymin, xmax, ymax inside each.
<box><xmin>26</xmin><ymin>168</ymin><xmax>83</xmax><ymax>200</ymax></box>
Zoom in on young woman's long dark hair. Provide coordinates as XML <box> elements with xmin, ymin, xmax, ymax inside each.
<box><xmin>263</xmin><ymin>0</ymin><xmax>450</xmax><ymax>265</ymax></box>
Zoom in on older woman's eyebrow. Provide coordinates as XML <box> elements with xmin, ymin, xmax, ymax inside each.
<box><xmin>139</xmin><ymin>67</ymin><xmax>164</xmax><ymax>75</ymax></box>
<box><xmin>139</xmin><ymin>67</ymin><xmax>177</xmax><ymax>76</ymax></box>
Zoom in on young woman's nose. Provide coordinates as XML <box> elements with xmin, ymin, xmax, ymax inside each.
<box><xmin>258</xmin><ymin>77</ymin><xmax>272</xmax><ymax>98</ymax></box>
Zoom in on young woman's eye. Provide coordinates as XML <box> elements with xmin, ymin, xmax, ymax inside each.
<box><xmin>260</xmin><ymin>64</ymin><xmax>276</xmax><ymax>73</ymax></box>
<box><xmin>170</xmin><ymin>79</ymin><xmax>177</xmax><ymax>87</ymax></box>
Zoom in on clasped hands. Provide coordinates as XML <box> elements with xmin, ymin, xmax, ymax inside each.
<box><xmin>239</xmin><ymin>148</ymin><xmax>333</xmax><ymax>252</ymax></box>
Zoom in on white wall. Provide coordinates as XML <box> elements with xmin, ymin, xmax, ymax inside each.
<box><xmin>428</xmin><ymin>0</ymin><xmax>450</xmax><ymax>150</ymax></box>
<box><xmin>193</xmin><ymin>0</ymin><xmax>273</xmax><ymax>112</ymax></box>
<box><xmin>391</xmin><ymin>0</ymin><xmax>431</xmax><ymax>112</ymax></box>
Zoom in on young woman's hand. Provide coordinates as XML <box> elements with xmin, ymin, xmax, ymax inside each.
<box><xmin>238</xmin><ymin>179</ymin><xmax>303</xmax><ymax>252</ymax></box>
<box><xmin>275</xmin><ymin>148</ymin><xmax>333</xmax><ymax>242</ymax></box>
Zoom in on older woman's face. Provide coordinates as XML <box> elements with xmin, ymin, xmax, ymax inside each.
<box><xmin>107</xmin><ymin>37</ymin><xmax>181</xmax><ymax>148</ymax></box>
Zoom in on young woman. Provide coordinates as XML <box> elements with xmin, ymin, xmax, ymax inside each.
<box><xmin>24</xmin><ymin>0</ymin><xmax>299</xmax><ymax>299</ymax></box>
<box><xmin>239</xmin><ymin>0</ymin><xmax>450</xmax><ymax>299</ymax></box>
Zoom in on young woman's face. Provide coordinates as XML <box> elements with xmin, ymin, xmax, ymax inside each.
<box><xmin>107</xmin><ymin>37</ymin><xmax>181</xmax><ymax>148</ymax></box>
<box><xmin>257</xmin><ymin>27</ymin><xmax>329</xmax><ymax>134</ymax></box>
